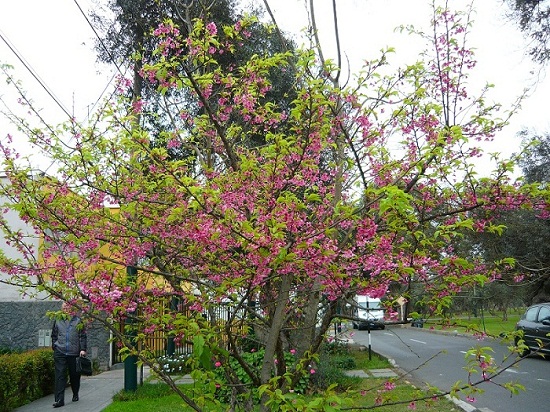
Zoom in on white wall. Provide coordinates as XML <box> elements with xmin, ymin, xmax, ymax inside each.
<box><xmin>0</xmin><ymin>175</ymin><xmax>43</xmax><ymax>302</ymax></box>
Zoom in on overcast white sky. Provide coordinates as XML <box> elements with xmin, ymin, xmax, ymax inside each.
<box><xmin>0</xmin><ymin>0</ymin><xmax>548</xmax><ymax>169</ymax></box>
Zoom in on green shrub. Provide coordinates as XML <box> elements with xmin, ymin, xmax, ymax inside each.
<box><xmin>308</xmin><ymin>347</ymin><xmax>359</xmax><ymax>392</ymax></box>
<box><xmin>0</xmin><ymin>348</ymin><xmax>22</xmax><ymax>356</ymax></box>
<box><xmin>329</xmin><ymin>354</ymin><xmax>356</xmax><ymax>370</ymax></box>
<box><xmin>321</xmin><ymin>340</ymin><xmax>351</xmax><ymax>356</ymax></box>
<box><xmin>213</xmin><ymin>349</ymin><xmax>311</xmax><ymax>403</ymax></box>
<box><xmin>0</xmin><ymin>348</ymin><xmax>54</xmax><ymax>412</ymax></box>
<box><xmin>309</xmin><ymin>358</ymin><xmax>361</xmax><ymax>391</ymax></box>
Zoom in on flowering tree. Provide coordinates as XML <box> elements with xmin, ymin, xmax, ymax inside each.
<box><xmin>0</xmin><ymin>1</ymin><xmax>546</xmax><ymax>410</ymax></box>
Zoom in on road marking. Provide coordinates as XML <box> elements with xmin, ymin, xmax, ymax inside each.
<box><xmin>410</xmin><ymin>339</ymin><xmax>426</xmax><ymax>344</ymax></box>
<box><xmin>504</xmin><ymin>369</ymin><xmax>528</xmax><ymax>374</ymax></box>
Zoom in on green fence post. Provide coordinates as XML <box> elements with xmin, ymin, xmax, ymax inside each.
<box><xmin>124</xmin><ymin>265</ymin><xmax>138</xmax><ymax>392</ymax></box>
<box><xmin>166</xmin><ymin>296</ymin><xmax>178</xmax><ymax>357</ymax></box>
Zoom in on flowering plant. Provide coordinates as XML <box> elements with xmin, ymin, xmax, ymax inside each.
<box><xmin>0</xmin><ymin>1</ymin><xmax>542</xmax><ymax>410</ymax></box>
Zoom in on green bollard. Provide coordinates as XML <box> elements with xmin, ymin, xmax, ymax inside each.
<box><xmin>124</xmin><ymin>266</ymin><xmax>138</xmax><ymax>392</ymax></box>
<box><xmin>124</xmin><ymin>354</ymin><xmax>138</xmax><ymax>392</ymax></box>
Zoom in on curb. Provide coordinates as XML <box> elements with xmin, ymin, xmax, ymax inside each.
<box><xmin>384</xmin><ymin>357</ymin><xmax>488</xmax><ymax>412</ymax></box>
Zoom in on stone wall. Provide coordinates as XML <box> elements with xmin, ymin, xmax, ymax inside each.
<box><xmin>0</xmin><ymin>301</ymin><xmax>112</xmax><ymax>370</ymax></box>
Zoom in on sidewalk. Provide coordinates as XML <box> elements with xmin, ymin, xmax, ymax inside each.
<box><xmin>14</xmin><ymin>365</ymin><xmax>150</xmax><ymax>412</ymax></box>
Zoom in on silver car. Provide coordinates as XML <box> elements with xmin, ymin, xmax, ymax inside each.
<box><xmin>515</xmin><ymin>303</ymin><xmax>550</xmax><ymax>357</ymax></box>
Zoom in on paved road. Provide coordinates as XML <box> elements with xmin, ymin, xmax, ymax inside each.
<box><xmin>353</xmin><ymin>325</ymin><xmax>550</xmax><ymax>412</ymax></box>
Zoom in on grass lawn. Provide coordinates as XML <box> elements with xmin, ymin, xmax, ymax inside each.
<box><xmin>423</xmin><ymin>311</ymin><xmax>522</xmax><ymax>338</ymax></box>
<box><xmin>103</xmin><ymin>350</ymin><xmax>461</xmax><ymax>412</ymax></box>
<box><xmin>102</xmin><ymin>380</ymin><xmax>462</xmax><ymax>412</ymax></box>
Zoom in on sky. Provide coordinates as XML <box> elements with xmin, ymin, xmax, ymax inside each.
<box><xmin>0</xmin><ymin>0</ymin><xmax>111</xmax><ymax>122</ymax></box>
<box><xmin>0</xmin><ymin>0</ymin><xmax>548</xmax><ymax>171</ymax></box>
<box><xmin>271</xmin><ymin>0</ymin><xmax>550</xmax><ymax>152</ymax></box>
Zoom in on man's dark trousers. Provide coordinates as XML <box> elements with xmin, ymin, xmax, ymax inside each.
<box><xmin>54</xmin><ymin>349</ymin><xmax>80</xmax><ymax>403</ymax></box>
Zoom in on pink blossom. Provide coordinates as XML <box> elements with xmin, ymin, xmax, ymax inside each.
<box><xmin>206</xmin><ymin>22</ymin><xmax>217</xmax><ymax>35</ymax></box>
<box><xmin>513</xmin><ymin>274</ymin><xmax>525</xmax><ymax>283</ymax></box>
<box><xmin>132</xmin><ymin>99</ymin><xmax>144</xmax><ymax>114</ymax></box>
<box><xmin>384</xmin><ymin>381</ymin><xmax>396</xmax><ymax>391</ymax></box>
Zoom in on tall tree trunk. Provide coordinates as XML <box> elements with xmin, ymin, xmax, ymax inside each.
<box><xmin>259</xmin><ymin>274</ymin><xmax>292</xmax><ymax>411</ymax></box>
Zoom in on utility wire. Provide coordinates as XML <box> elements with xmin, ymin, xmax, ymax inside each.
<box><xmin>0</xmin><ymin>1</ymin><xmax>129</xmax><ymax>178</ymax></box>
<box><xmin>0</xmin><ymin>28</ymin><xmax>73</xmax><ymax>120</ymax></box>
<box><xmin>71</xmin><ymin>0</ymin><xmax>134</xmax><ymax>119</ymax></box>
<box><xmin>72</xmin><ymin>0</ymin><xmax>127</xmax><ymax>80</ymax></box>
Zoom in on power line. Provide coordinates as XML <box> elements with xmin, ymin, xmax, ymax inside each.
<box><xmin>72</xmin><ymin>0</ymin><xmax>127</xmax><ymax>80</ymax></box>
<box><xmin>0</xmin><ymin>2</ymin><xmax>123</xmax><ymax>179</ymax></box>
<box><xmin>0</xmin><ymin>28</ymin><xmax>73</xmax><ymax>120</ymax></box>
<box><xmin>0</xmin><ymin>1</ymin><xmax>134</xmax><ymax>176</ymax></box>
<box><xmin>71</xmin><ymin>0</ymin><xmax>134</xmax><ymax>119</ymax></box>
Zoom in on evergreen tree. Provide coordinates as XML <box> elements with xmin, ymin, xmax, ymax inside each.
<box><xmin>505</xmin><ymin>0</ymin><xmax>550</xmax><ymax>64</ymax></box>
<box><xmin>91</xmin><ymin>0</ymin><xmax>298</xmax><ymax>156</ymax></box>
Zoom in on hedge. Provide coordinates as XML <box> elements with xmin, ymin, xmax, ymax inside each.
<box><xmin>0</xmin><ymin>348</ymin><xmax>54</xmax><ymax>412</ymax></box>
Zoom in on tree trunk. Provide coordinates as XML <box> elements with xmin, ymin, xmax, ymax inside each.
<box><xmin>259</xmin><ymin>274</ymin><xmax>292</xmax><ymax>411</ymax></box>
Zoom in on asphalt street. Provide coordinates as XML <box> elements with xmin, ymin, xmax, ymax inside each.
<box><xmin>353</xmin><ymin>325</ymin><xmax>550</xmax><ymax>412</ymax></box>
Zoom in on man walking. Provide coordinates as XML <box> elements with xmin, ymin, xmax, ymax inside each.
<box><xmin>51</xmin><ymin>301</ymin><xmax>87</xmax><ymax>408</ymax></box>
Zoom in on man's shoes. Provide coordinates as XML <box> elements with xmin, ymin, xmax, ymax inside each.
<box><xmin>52</xmin><ymin>401</ymin><xmax>64</xmax><ymax>408</ymax></box>
<box><xmin>72</xmin><ymin>395</ymin><xmax>79</xmax><ymax>402</ymax></box>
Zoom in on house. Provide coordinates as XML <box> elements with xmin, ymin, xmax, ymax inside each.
<box><xmin>0</xmin><ymin>174</ymin><xmax>111</xmax><ymax>369</ymax></box>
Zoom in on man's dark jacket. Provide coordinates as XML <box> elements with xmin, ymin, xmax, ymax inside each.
<box><xmin>51</xmin><ymin>317</ymin><xmax>87</xmax><ymax>356</ymax></box>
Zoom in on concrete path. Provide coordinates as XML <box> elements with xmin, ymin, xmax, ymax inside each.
<box><xmin>14</xmin><ymin>365</ymin><xmax>149</xmax><ymax>412</ymax></box>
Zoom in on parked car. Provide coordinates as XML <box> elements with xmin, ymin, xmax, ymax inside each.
<box><xmin>353</xmin><ymin>318</ymin><xmax>385</xmax><ymax>330</ymax></box>
<box><xmin>410</xmin><ymin>317</ymin><xmax>425</xmax><ymax>328</ymax></box>
<box><xmin>515</xmin><ymin>302</ymin><xmax>550</xmax><ymax>357</ymax></box>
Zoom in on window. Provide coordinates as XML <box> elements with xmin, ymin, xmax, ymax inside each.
<box><xmin>537</xmin><ymin>306</ymin><xmax>550</xmax><ymax>323</ymax></box>
<box><xmin>524</xmin><ymin>306</ymin><xmax>539</xmax><ymax>322</ymax></box>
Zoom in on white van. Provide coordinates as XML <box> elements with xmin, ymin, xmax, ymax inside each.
<box><xmin>352</xmin><ymin>295</ymin><xmax>385</xmax><ymax>330</ymax></box>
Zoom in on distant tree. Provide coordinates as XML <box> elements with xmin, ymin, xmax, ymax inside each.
<box><xmin>91</xmin><ymin>0</ymin><xmax>298</xmax><ymax>154</ymax></box>
<box><xmin>505</xmin><ymin>0</ymin><xmax>550</xmax><ymax>64</ymax></box>
<box><xmin>462</xmin><ymin>130</ymin><xmax>550</xmax><ymax>305</ymax></box>
<box><xmin>516</xmin><ymin>130</ymin><xmax>550</xmax><ymax>302</ymax></box>
<box><xmin>91</xmin><ymin>0</ymin><xmax>237</xmax><ymax>95</ymax></box>
<box><xmin>485</xmin><ymin>209</ymin><xmax>550</xmax><ymax>304</ymax></box>
<box><xmin>482</xmin><ymin>282</ymin><xmax>526</xmax><ymax>319</ymax></box>
<box><xmin>518</xmin><ymin>129</ymin><xmax>550</xmax><ymax>183</ymax></box>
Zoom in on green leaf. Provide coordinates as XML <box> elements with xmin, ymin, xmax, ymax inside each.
<box><xmin>193</xmin><ymin>335</ymin><xmax>204</xmax><ymax>359</ymax></box>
